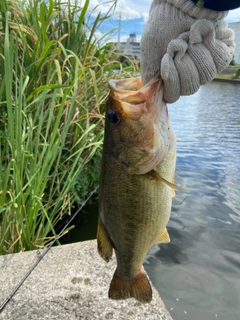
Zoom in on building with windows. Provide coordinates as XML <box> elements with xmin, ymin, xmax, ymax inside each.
<box><xmin>117</xmin><ymin>25</ymin><xmax>240</xmax><ymax>65</ymax></box>
<box><xmin>117</xmin><ymin>33</ymin><xmax>140</xmax><ymax>60</ymax></box>
<box><xmin>229</xmin><ymin>21</ymin><xmax>240</xmax><ymax>64</ymax></box>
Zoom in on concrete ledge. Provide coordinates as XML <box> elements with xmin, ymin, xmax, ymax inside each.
<box><xmin>0</xmin><ymin>240</ymin><xmax>173</xmax><ymax>320</ymax></box>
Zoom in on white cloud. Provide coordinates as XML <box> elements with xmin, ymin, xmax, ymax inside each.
<box><xmin>87</xmin><ymin>0</ymin><xmax>142</xmax><ymax>20</ymax></box>
<box><xmin>82</xmin><ymin>1</ymin><xmax>240</xmax><ymax>24</ymax></box>
<box><xmin>87</xmin><ymin>1</ymin><xmax>240</xmax><ymax>39</ymax></box>
<box><xmin>114</xmin><ymin>0</ymin><xmax>141</xmax><ymax>20</ymax></box>
<box><xmin>141</xmin><ymin>12</ymin><xmax>149</xmax><ymax>24</ymax></box>
<box><xmin>87</xmin><ymin>0</ymin><xmax>114</xmax><ymax>16</ymax></box>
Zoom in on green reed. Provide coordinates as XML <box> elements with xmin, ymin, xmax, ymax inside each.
<box><xmin>0</xmin><ymin>0</ymin><xmax>138</xmax><ymax>254</ymax></box>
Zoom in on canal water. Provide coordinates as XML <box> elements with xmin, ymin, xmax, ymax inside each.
<box><xmin>144</xmin><ymin>81</ymin><xmax>240</xmax><ymax>320</ymax></box>
<box><xmin>61</xmin><ymin>81</ymin><xmax>240</xmax><ymax>320</ymax></box>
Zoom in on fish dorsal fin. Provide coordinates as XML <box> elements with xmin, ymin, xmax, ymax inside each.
<box><xmin>157</xmin><ymin>228</ymin><xmax>171</xmax><ymax>244</ymax></box>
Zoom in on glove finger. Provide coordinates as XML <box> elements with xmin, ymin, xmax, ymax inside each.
<box><xmin>188</xmin><ymin>42</ymin><xmax>217</xmax><ymax>85</ymax></box>
<box><xmin>189</xmin><ymin>19</ymin><xmax>235</xmax><ymax>72</ymax></box>
<box><xmin>161</xmin><ymin>53</ymin><xmax>180</xmax><ymax>103</ymax></box>
<box><xmin>162</xmin><ymin>37</ymin><xmax>200</xmax><ymax>101</ymax></box>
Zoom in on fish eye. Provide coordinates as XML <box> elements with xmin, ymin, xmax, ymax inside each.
<box><xmin>108</xmin><ymin>110</ymin><xmax>121</xmax><ymax>125</ymax></box>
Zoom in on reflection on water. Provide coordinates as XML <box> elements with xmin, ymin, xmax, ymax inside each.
<box><xmin>144</xmin><ymin>82</ymin><xmax>240</xmax><ymax>320</ymax></box>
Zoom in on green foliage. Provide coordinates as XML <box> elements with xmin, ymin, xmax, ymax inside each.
<box><xmin>72</xmin><ymin>148</ymin><xmax>103</xmax><ymax>205</ymax></box>
<box><xmin>233</xmin><ymin>69</ymin><xmax>240</xmax><ymax>79</ymax></box>
<box><xmin>0</xmin><ymin>0</ymin><xmax>137</xmax><ymax>254</ymax></box>
<box><xmin>230</xmin><ymin>58</ymin><xmax>236</xmax><ymax>66</ymax></box>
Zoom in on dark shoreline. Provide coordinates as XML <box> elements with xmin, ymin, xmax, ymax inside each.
<box><xmin>212</xmin><ymin>77</ymin><xmax>240</xmax><ymax>84</ymax></box>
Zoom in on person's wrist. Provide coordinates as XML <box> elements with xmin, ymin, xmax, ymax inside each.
<box><xmin>191</xmin><ymin>0</ymin><xmax>239</xmax><ymax>11</ymax></box>
<box><xmin>162</xmin><ymin>0</ymin><xmax>228</xmax><ymax>19</ymax></box>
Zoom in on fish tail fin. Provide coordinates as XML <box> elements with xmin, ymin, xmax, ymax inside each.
<box><xmin>108</xmin><ymin>269</ymin><xmax>152</xmax><ymax>303</ymax></box>
<box><xmin>97</xmin><ymin>217</ymin><xmax>114</xmax><ymax>262</ymax></box>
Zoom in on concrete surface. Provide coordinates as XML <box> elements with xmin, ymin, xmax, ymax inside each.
<box><xmin>0</xmin><ymin>240</ymin><xmax>173</xmax><ymax>320</ymax></box>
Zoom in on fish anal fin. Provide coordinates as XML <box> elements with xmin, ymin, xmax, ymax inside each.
<box><xmin>157</xmin><ymin>228</ymin><xmax>170</xmax><ymax>244</ymax></box>
<box><xmin>97</xmin><ymin>217</ymin><xmax>114</xmax><ymax>263</ymax></box>
<box><xmin>108</xmin><ymin>269</ymin><xmax>152</xmax><ymax>303</ymax></box>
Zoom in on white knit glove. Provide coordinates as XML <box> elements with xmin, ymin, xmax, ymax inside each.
<box><xmin>140</xmin><ymin>0</ymin><xmax>235</xmax><ymax>103</ymax></box>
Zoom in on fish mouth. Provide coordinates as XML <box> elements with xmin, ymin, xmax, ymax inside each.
<box><xmin>109</xmin><ymin>77</ymin><xmax>143</xmax><ymax>97</ymax></box>
<box><xmin>107</xmin><ymin>75</ymin><xmax>172</xmax><ymax>175</ymax></box>
<box><xmin>109</xmin><ymin>75</ymin><xmax>163</xmax><ymax>112</ymax></box>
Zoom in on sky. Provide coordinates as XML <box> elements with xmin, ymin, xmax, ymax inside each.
<box><xmin>87</xmin><ymin>0</ymin><xmax>240</xmax><ymax>42</ymax></box>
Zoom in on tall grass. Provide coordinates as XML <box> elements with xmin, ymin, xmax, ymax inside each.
<box><xmin>0</xmin><ymin>0</ymin><xmax>138</xmax><ymax>254</ymax></box>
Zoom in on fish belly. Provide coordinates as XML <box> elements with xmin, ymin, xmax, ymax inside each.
<box><xmin>99</xmin><ymin>152</ymin><xmax>173</xmax><ymax>277</ymax></box>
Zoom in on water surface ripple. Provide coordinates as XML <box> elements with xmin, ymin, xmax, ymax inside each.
<box><xmin>144</xmin><ymin>82</ymin><xmax>240</xmax><ymax>320</ymax></box>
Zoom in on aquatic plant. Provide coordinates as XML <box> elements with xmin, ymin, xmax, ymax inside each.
<box><xmin>0</xmin><ymin>0</ymin><xmax>138</xmax><ymax>254</ymax></box>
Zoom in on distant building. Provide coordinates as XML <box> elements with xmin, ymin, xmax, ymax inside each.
<box><xmin>116</xmin><ymin>25</ymin><xmax>240</xmax><ymax>64</ymax></box>
<box><xmin>117</xmin><ymin>33</ymin><xmax>140</xmax><ymax>60</ymax></box>
<box><xmin>229</xmin><ymin>21</ymin><xmax>240</xmax><ymax>64</ymax></box>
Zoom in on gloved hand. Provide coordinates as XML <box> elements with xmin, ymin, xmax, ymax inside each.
<box><xmin>140</xmin><ymin>0</ymin><xmax>235</xmax><ymax>103</ymax></box>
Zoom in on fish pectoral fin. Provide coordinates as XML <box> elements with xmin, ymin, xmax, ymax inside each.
<box><xmin>172</xmin><ymin>176</ymin><xmax>175</xmax><ymax>197</ymax></box>
<box><xmin>108</xmin><ymin>268</ymin><xmax>152</xmax><ymax>303</ymax></box>
<box><xmin>157</xmin><ymin>228</ymin><xmax>171</xmax><ymax>244</ymax></box>
<box><xmin>150</xmin><ymin>170</ymin><xmax>187</xmax><ymax>193</ymax></box>
<box><xmin>97</xmin><ymin>217</ymin><xmax>114</xmax><ymax>263</ymax></box>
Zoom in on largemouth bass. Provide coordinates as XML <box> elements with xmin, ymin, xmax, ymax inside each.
<box><xmin>97</xmin><ymin>76</ymin><xmax>176</xmax><ymax>303</ymax></box>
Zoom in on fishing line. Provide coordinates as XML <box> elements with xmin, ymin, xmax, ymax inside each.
<box><xmin>0</xmin><ymin>186</ymin><xmax>99</xmax><ymax>314</ymax></box>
